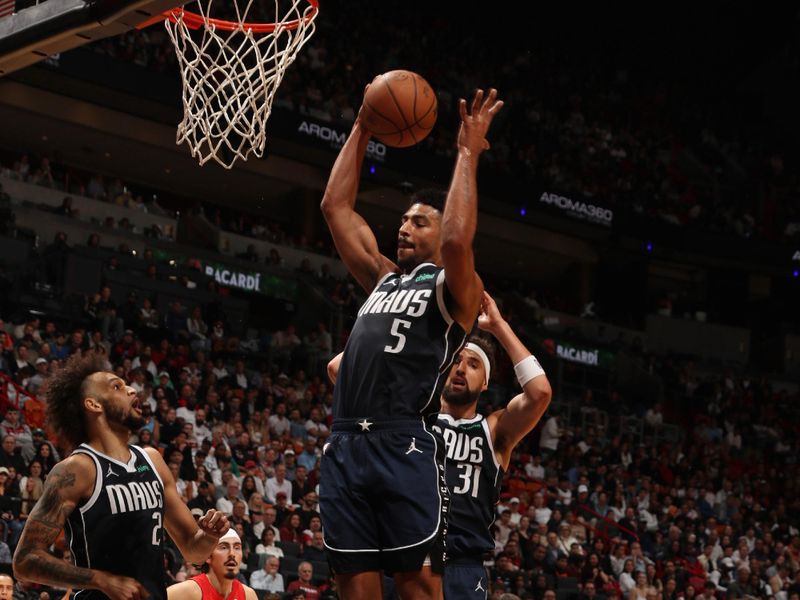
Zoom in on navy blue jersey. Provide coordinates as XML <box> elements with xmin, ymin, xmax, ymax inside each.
<box><xmin>66</xmin><ymin>444</ymin><xmax>166</xmax><ymax>600</ymax></box>
<box><xmin>433</xmin><ymin>414</ymin><xmax>503</xmax><ymax>560</ymax></box>
<box><xmin>334</xmin><ymin>263</ymin><xmax>467</xmax><ymax>419</ymax></box>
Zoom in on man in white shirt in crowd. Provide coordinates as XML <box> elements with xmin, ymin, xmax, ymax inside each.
<box><xmin>268</xmin><ymin>403</ymin><xmax>290</xmax><ymax>438</ymax></box>
<box><xmin>216</xmin><ymin>479</ymin><xmax>243</xmax><ymax>516</ymax></box>
<box><xmin>249</xmin><ymin>556</ymin><xmax>284</xmax><ymax>594</ymax></box>
<box><xmin>539</xmin><ymin>413</ymin><xmax>561</xmax><ymax>458</ymax></box>
<box><xmin>525</xmin><ymin>455</ymin><xmax>545</xmax><ymax>481</ymax></box>
<box><xmin>532</xmin><ymin>492</ymin><xmax>552</xmax><ymax>526</ymax></box>
<box><xmin>265</xmin><ymin>464</ymin><xmax>293</xmax><ymax>504</ymax></box>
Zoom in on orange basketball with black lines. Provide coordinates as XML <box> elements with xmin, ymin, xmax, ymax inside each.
<box><xmin>361</xmin><ymin>70</ymin><xmax>437</xmax><ymax>148</ymax></box>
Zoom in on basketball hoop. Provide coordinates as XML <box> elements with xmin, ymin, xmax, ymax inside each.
<box><xmin>157</xmin><ymin>0</ymin><xmax>319</xmax><ymax>169</ymax></box>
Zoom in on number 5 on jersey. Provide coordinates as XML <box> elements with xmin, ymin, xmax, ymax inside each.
<box><xmin>384</xmin><ymin>318</ymin><xmax>412</xmax><ymax>353</ymax></box>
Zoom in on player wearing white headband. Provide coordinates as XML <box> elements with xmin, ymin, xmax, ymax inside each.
<box><xmin>433</xmin><ymin>291</ymin><xmax>552</xmax><ymax>600</ymax></box>
<box><xmin>326</xmin><ymin>291</ymin><xmax>552</xmax><ymax>599</ymax></box>
<box><xmin>167</xmin><ymin>528</ymin><xmax>257</xmax><ymax>600</ymax></box>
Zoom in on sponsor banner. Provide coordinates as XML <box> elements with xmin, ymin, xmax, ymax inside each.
<box><xmin>542</xmin><ymin>338</ymin><xmax>614</xmax><ymax>369</ymax></box>
<box><xmin>203</xmin><ymin>263</ymin><xmax>297</xmax><ymax>299</ymax></box>
<box><xmin>538</xmin><ymin>191</ymin><xmax>614</xmax><ymax>227</ymax></box>
<box><xmin>272</xmin><ymin>112</ymin><xmax>389</xmax><ymax>163</ymax></box>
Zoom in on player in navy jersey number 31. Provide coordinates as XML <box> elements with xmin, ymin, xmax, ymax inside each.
<box><xmin>12</xmin><ymin>352</ymin><xmax>230</xmax><ymax>600</ymax></box>
<box><xmin>319</xmin><ymin>87</ymin><xmax>503</xmax><ymax>599</ymax></box>
<box><xmin>434</xmin><ymin>292</ymin><xmax>552</xmax><ymax>599</ymax></box>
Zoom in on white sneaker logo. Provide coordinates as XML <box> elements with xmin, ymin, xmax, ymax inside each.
<box><xmin>475</xmin><ymin>578</ymin><xmax>485</xmax><ymax>592</ymax></box>
<box><xmin>106</xmin><ymin>465</ymin><xmax>118</xmax><ymax>477</ymax></box>
<box><xmin>405</xmin><ymin>437</ymin><xmax>423</xmax><ymax>455</ymax></box>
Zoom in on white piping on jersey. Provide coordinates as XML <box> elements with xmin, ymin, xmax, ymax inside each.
<box><xmin>71</xmin><ymin>450</ymin><xmax>103</xmax><ymax>515</ymax></box>
<box><xmin>437</xmin><ymin>413</ymin><xmax>482</xmax><ymax>427</ymax></box>
<box><xmin>401</xmin><ymin>262</ymin><xmax>436</xmax><ymax>282</ymax></box>
<box><xmin>371</xmin><ymin>270</ymin><xmax>396</xmax><ymax>294</ymax></box>
<box><xmin>80</xmin><ymin>510</ymin><xmax>91</xmax><ymax>568</ymax></box>
<box><xmin>420</xmin><ymin>323</ymin><xmax>466</xmax><ymax>415</ymax></box>
<box><xmin>133</xmin><ymin>445</ymin><xmax>165</xmax><ymax>489</ymax></box>
<box><xmin>79</xmin><ymin>443</ymin><xmax>137</xmax><ymax>472</ymax></box>
<box><xmin>434</xmin><ymin>270</ymin><xmax>455</xmax><ymax>326</ymax></box>
<box><xmin>323</xmin><ymin>418</ymin><xmax>444</xmax><ymax>554</ymax></box>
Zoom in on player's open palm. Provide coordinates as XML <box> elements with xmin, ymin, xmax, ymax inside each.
<box><xmin>477</xmin><ymin>291</ymin><xmax>503</xmax><ymax>334</ymax></box>
<box><xmin>457</xmin><ymin>88</ymin><xmax>504</xmax><ymax>155</ymax></box>
<box><xmin>97</xmin><ymin>572</ymin><xmax>148</xmax><ymax>600</ymax></box>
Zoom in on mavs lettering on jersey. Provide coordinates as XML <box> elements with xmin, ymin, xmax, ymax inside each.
<box><xmin>433</xmin><ymin>414</ymin><xmax>504</xmax><ymax>560</ymax></box>
<box><xmin>334</xmin><ymin>263</ymin><xmax>467</xmax><ymax>419</ymax></box>
<box><xmin>106</xmin><ymin>480</ymin><xmax>163</xmax><ymax>514</ymax></box>
<box><xmin>66</xmin><ymin>444</ymin><xmax>166</xmax><ymax>600</ymax></box>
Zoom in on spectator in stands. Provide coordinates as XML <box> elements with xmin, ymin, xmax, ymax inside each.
<box><xmin>249</xmin><ymin>556</ymin><xmax>284</xmax><ymax>593</ymax></box>
<box><xmin>268</xmin><ymin>403</ymin><xmax>289</xmax><ymax>439</ymax></box>
<box><xmin>279</xmin><ymin>512</ymin><xmax>303</xmax><ymax>548</ymax></box>
<box><xmin>264</xmin><ymin>464</ymin><xmax>292</xmax><ymax>504</ymax></box>
<box><xmin>286</xmin><ymin>561</ymin><xmax>318</xmax><ymax>599</ymax></box>
<box><xmin>187</xmin><ymin>307</ymin><xmax>210</xmax><ymax>352</ymax></box>
<box><xmin>296</xmin><ymin>438</ymin><xmax>318</xmax><ymax>473</ymax></box>
<box><xmin>0</xmin><ymin>434</ymin><xmax>25</xmax><ymax>476</ymax></box>
<box><xmin>539</xmin><ymin>413</ymin><xmax>561</xmax><ymax>459</ymax></box>
<box><xmin>166</xmin><ymin>301</ymin><xmax>190</xmax><ymax>342</ymax></box>
<box><xmin>254</xmin><ymin>527</ymin><xmax>283</xmax><ymax>559</ymax></box>
<box><xmin>270</xmin><ymin>325</ymin><xmax>300</xmax><ymax>373</ymax></box>
<box><xmin>301</xmin><ymin>531</ymin><xmax>325</xmax><ymax>563</ymax></box>
<box><xmin>95</xmin><ymin>285</ymin><xmax>124</xmax><ymax>341</ymax></box>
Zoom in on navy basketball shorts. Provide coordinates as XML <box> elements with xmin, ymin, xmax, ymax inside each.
<box><xmin>444</xmin><ymin>560</ymin><xmax>489</xmax><ymax>600</ymax></box>
<box><xmin>320</xmin><ymin>417</ymin><xmax>449</xmax><ymax>574</ymax></box>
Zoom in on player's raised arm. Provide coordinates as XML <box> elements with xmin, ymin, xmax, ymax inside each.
<box><xmin>320</xmin><ymin>96</ymin><xmax>397</xmax><ymax>293</ymax></box>
<box><xmin>144</xmin><ymin>448</ymin><xmax>229</xmax><ymax>563</ymax></box>
<box><xmin>480</xmin><ymin>292</ymin><xmax>552</xmax><ymax>469</ymax></box>
<box><xmin>13</xmin><ymin>457</ymin><xmax>148</xmax><ymax>600</ymax></box>
<box><xmin>440</xmin><ymin>89</ymin><xmax>503</xmax><ymax>330</ymax></box>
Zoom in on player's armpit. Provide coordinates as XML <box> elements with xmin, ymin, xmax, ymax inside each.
<box><xmin>13</xmin><ymin>458</ymin><xmax>95</xmax><ymax>587</ymax></box>
<box><xmin>327</xmin><ymin>352</ymin><xmax>343</xmax><ymax>385</ymax></box>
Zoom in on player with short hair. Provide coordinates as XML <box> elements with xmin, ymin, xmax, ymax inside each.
<box><xmin>12</xmin><ymin>352</ymin><xmax>230</xmax><ymax>600</ymax></box>
<box><xmin>319</xmin><ymin>86</ymin><xmax>503</xmax><ymax>600</ymax></box>
<box><xmin>167</xmin><ymin>528</ymin><xmax>258</xmax><ymax>600</ymax></box>
<box><xmin>327</xmin><ymin>292</ymin><xmax>552</xmax><ymax>599</ymax></box>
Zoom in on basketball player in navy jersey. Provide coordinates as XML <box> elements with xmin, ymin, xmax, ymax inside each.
<box><xmin>13</xmin><ymin>353</ymin><xmax>230</xmax><ymax>600</ymax></box>
<box><xmin>434</xmin><ymin>292</ymin><xmax>551</xmax><ymax>599</ymax></box>
<box><xmin>167</xmin><ymin>528</ymin><xmax>257</xmax><ymax>600</ymax></box>
<box><xmin>327</xmin><ymin>292</ymin><xmax>552</xmax><ymax>599</ymax></box>
<box><xmin>319</xmin><ymin>87</ymin><xmax>503</xmax><ymax>600</ymax></box>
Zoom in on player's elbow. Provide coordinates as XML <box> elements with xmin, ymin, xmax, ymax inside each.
<box><xmin>532</xmin><ymin>379</ymin><xmax>553</xmax><ymax>408</ymax></box>
<box><xmin>13</xmin><ymin>553</ymin><xmax>36</xmax><ymax>583</ymax></box>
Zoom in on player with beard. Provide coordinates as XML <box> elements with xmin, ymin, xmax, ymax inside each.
<box><xmin>432</xmin><ymin>292</ymin><xmax>551</xmax><ymax>599</ymax></box>
<box><xmin>319</xmin><ymin>87</ymin><xmax>503</xmax><ymax>599</ymax></box>
<box><xmin>13</xmin><ymin>352</ymin><xmax>230</xmax><ymax>600</ymax></box>
<box><xmin>328</xmin><ymin>291</ymin><xmax>552</xmax><ymax>600</ymax></box>
<box><xmin>167</xmin><ymin>528</ymin><xmax>257</xmax><ymax>600</ymax></box>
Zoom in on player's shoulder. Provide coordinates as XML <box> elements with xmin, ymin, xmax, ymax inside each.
<box><xmin>241</xmin><ymin>583</ymin><xmax>258</xmax><ymax>600</ymax></box>
<box><xmin>166</xmin><ymin>578</ymin><xmax>203</xmax><ymax>600</ymax></box>
<box><xmin>46</xmin><ymin>453</ymin><xmax>97</xmax><ymax>497</ymax></box>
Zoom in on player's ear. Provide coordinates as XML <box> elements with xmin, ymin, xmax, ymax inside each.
<box><xmin>83</xmin><ymin>396</ymin><xmax>103</xmax><ymax>414</ymax></box>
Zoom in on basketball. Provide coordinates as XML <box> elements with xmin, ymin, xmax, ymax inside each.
<box><xmin>361</xmin><ymin>70</ymin><xmax>438</xmax><ymax>148</ymax></box>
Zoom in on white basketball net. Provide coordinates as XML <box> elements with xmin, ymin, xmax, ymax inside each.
<box><xmin>165</xmin><ymin>0</ymin><xmax>318</xmax><ymax>169</ymax></box>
